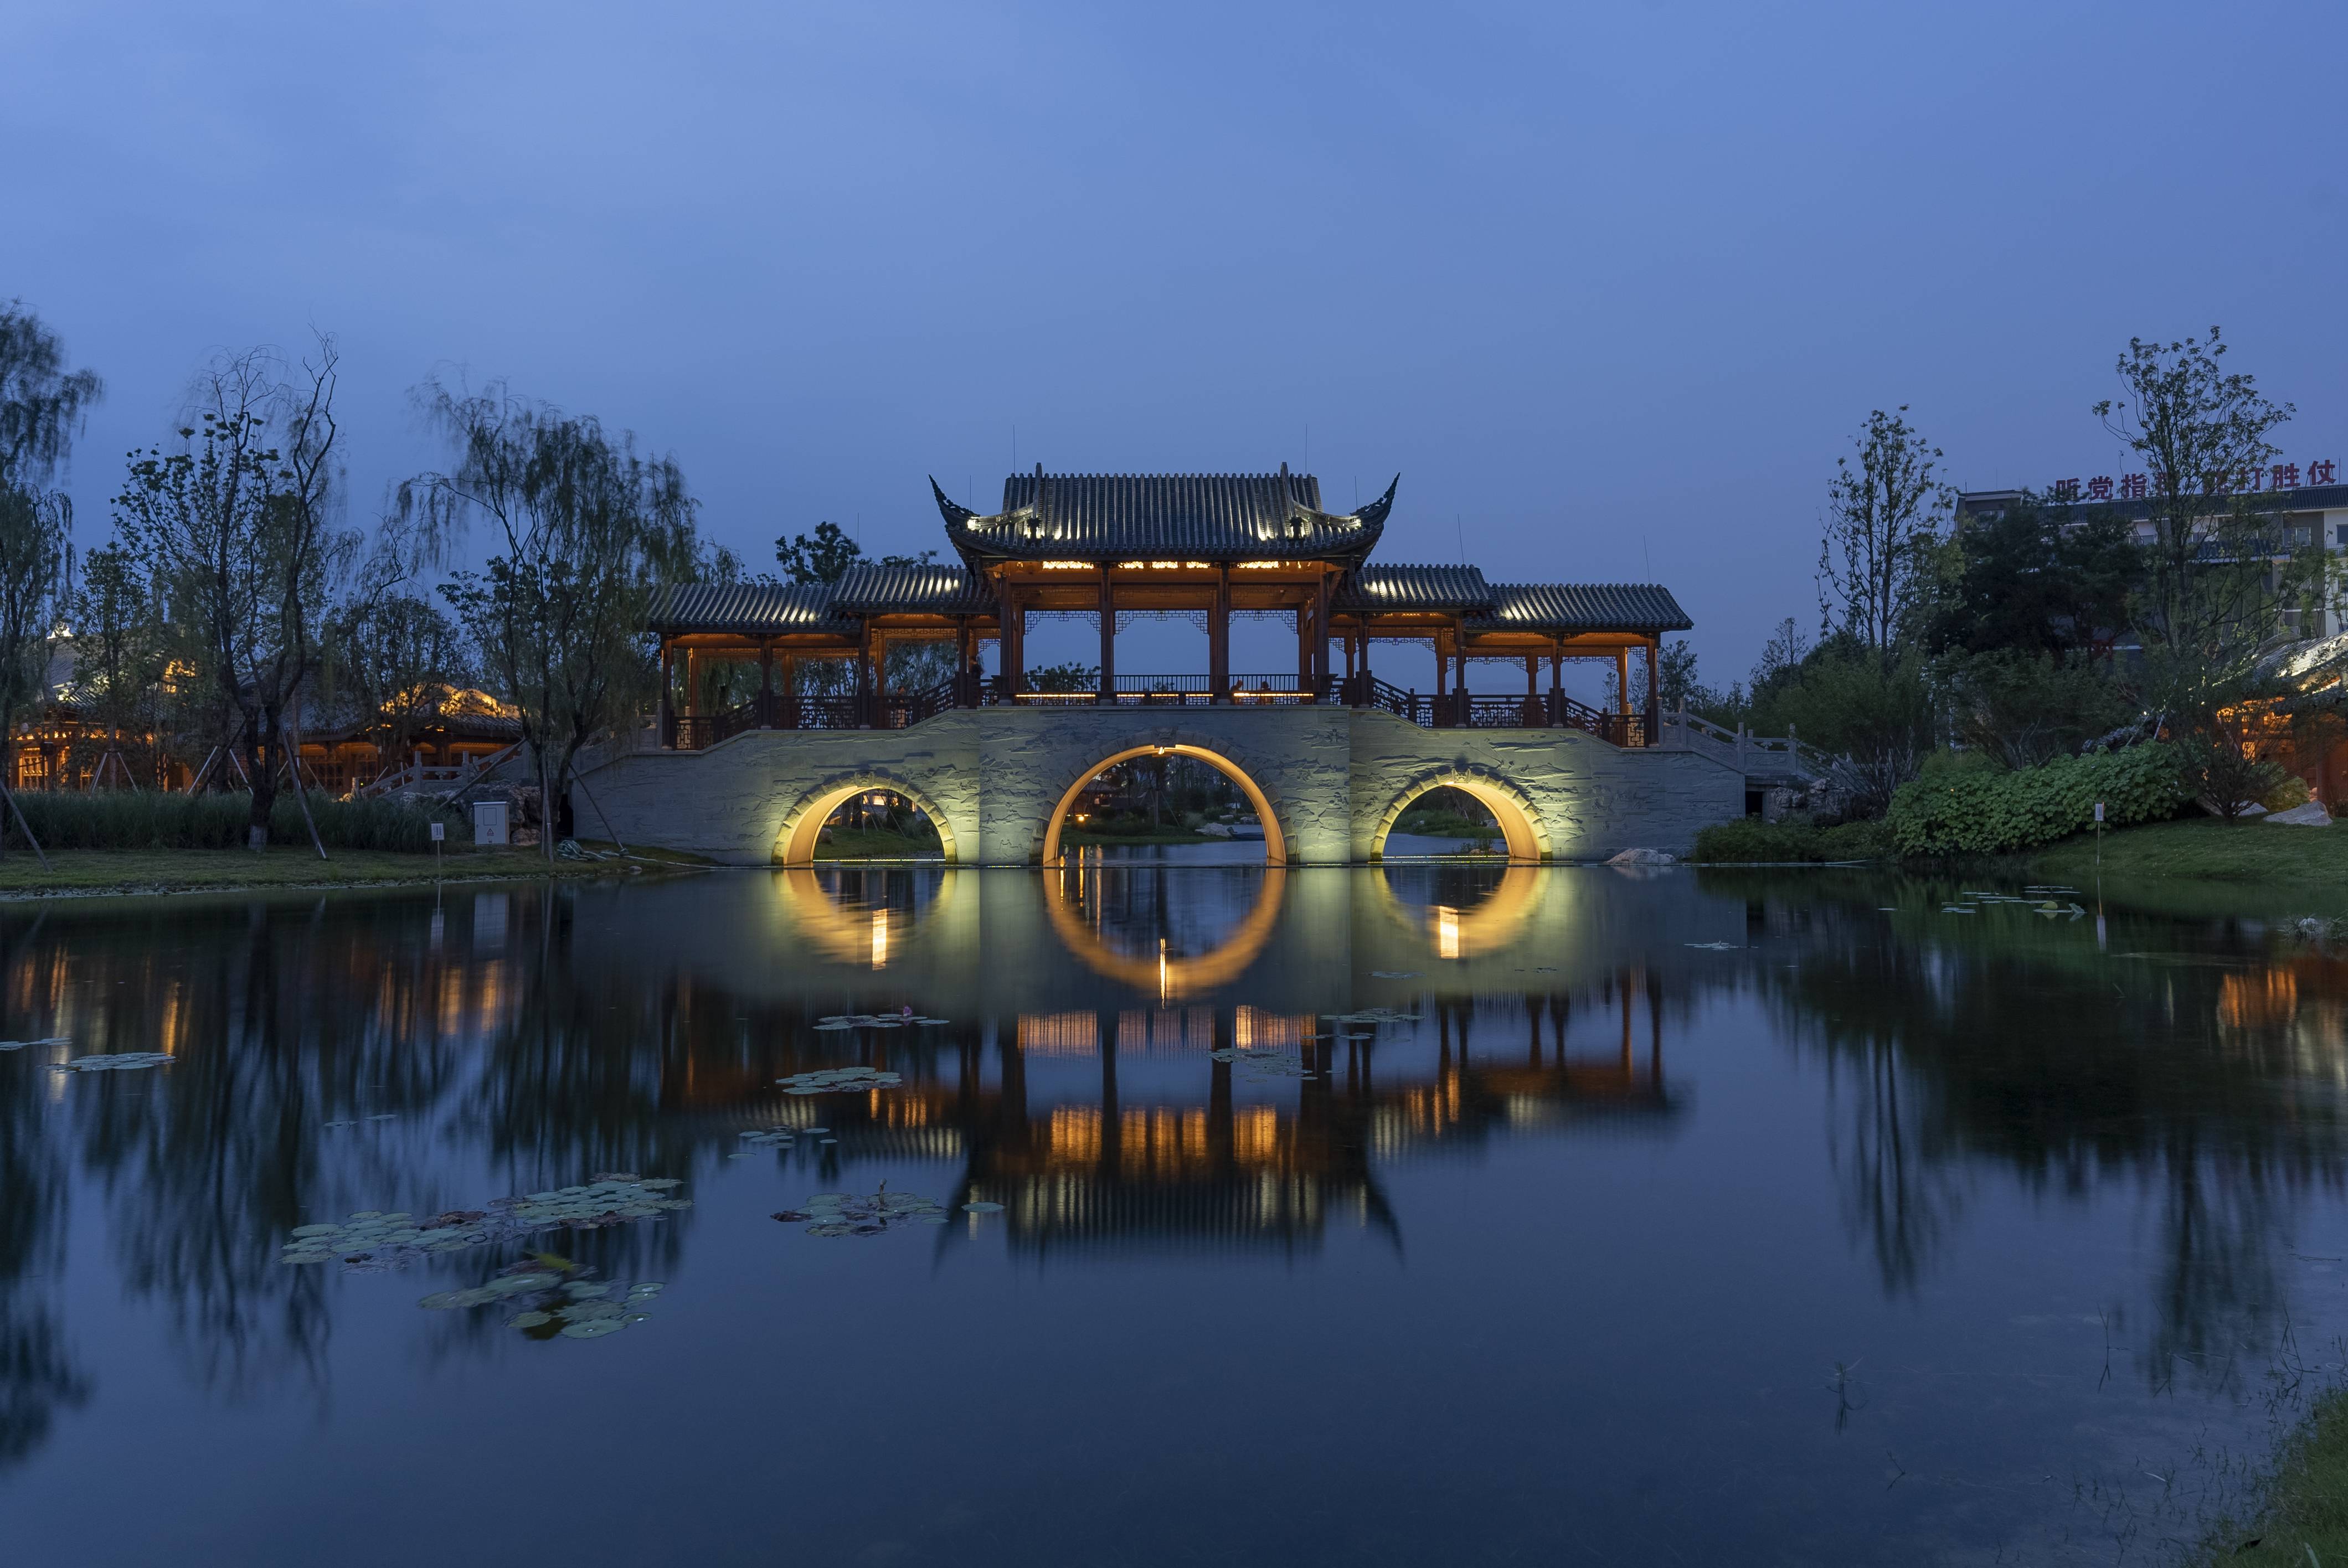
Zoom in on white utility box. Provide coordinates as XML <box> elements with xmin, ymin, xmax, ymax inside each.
<box><xmin>472</xmin><ymin>799</ymin><xmax>511</xmax><ymax>846</ymax></box>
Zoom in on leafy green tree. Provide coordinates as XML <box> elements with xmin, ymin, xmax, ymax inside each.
<box><xmin>323</xmin><ymin>591</ymin><xmax>472</xmax><ymax>782</ymax></box>
<box><xmin>1927</xmin><ymin>495</ymin><xmax>2139</xmax><ymax>658</ymax></box>
<box><xmin>116</xmin><ymin>340</ymin><xmax>352</xmax><ymax>847</ymax></box>
<box><xmin>1024</xmin><ymin>661</ymin><xmax>1099</xmax><ymax>694</ymax></box>
<box><xmin>1754</xmin><ymin>638</ymin><xmax>1935</xmax><ymax>814</ymax></box>
<box><xmin>1817</xmin><ymin>408</ymin><xmax>1953</xmax><ymax>659</ymax></box>
<box><xmin>777</xmin><ymin>520</ymin><xmax>862</xmax><ymax>586</ymax></box>
<box><xmin>65</xmin><ymin>544</ymin><xmax>166</xmax><ymax>785</ymax></box>
<box><xmin>1932</xmin><ymin>648</ymin><xmax>2131</xmax><ymax>770</ymax></box>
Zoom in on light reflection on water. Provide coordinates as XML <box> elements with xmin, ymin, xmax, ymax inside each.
<box><xmin>2</xmin><ymin>866</ymin><xmax>2347</xmax><ymax>1564</ymax></box>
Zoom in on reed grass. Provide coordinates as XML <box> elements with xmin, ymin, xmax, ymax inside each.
<box><xmin>0</xmin><ymin>789</ymin><xmax>459</xmax><ymax>853</ymax></box>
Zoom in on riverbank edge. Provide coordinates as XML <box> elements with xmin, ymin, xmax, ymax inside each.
<box><xmin>2190</xmin><ymin>1384</ymin><xmax>2348</xmax><ymax>1564</ymax></box>
<box><xmin>0</xmin><ymin>846</ymin><xmax>710</xmax><ymax>901</ymax></box>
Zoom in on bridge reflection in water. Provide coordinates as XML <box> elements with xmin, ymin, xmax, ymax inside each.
<box><xmin>617</xmin><ymin>860</ymin><xmax>1703</xmax><ymax>1261</ymax></box>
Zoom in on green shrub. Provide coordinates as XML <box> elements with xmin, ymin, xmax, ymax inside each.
<box><xmin>1693</xmin><ymin>817</ymin><xmax>1897</xmax><ymax>862</ymax></box>
<box><xmin>1886</xmin><ymin>742</ymin><xmax>2186</xmax><ymax>856</ymax></box>
<box><xmin>0</xmin><ymin>790</ymin><xmax>460</xmax><ymax>853</ymax></box>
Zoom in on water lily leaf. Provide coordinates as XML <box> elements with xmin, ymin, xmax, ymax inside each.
<box><xmin>559</xmin><ymin>1318</ymin><xmax>627</xmax><ymax>1339</ymax></box>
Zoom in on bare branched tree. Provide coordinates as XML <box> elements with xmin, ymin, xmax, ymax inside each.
<box><xmin>116</xmin><ymin>338</ymin><xmax>359</xmax><ymax>847</ymax></box>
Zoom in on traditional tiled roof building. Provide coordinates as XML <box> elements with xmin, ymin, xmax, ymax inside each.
<box><xmin>650</xmin><ymin>468</ymin><xmax>1690</xmax><ymax>746</ymax></box>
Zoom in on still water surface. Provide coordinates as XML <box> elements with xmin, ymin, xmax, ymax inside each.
<box><xmin>4</xmin><ymin>857</ymin><xmax>2347</xmax><ymax>1564</ymax></box>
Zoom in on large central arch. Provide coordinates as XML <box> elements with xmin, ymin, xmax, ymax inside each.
<box><xmin>1368</xmin><ymin>768</ymin><xmax>1551</xmax><ymax>863</ymax></box>
<box><xmin>1039</xmin><ymin>744</ymin><xmax>1288</xmax><ymax>866</ymax></box>
<box><xmin>774</xmin><ymin>772</ymin><xmax>961</xmax><ymax>866</ymax></box>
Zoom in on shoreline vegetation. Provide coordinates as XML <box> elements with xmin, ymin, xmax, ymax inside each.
<box><xmin>0</xmin><ymin>844</ymin><xmax>699</xmax><ymax>899</ymax></box>
<box><xmin>2193</xmin><ymin>1388</ymin><xmax>2348</xmax><ymax>1565</ymax></box>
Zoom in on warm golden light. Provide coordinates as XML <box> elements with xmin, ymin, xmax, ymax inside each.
<box><xmin>869</xmin><ymin>909</ymin><xmax>889</xmax><ymax>969</ymax></box>
<box><xmin>1039</xmin><ymin>561</ymin><xmax>1091</xmax><ymax>570</ymax></box>
<box><xmin>1435</xmin><ymin>904</ymin><xmax>1461</xmax><ymax>961</ymax></box>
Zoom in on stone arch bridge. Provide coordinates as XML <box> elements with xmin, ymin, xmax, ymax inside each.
<box><xmin>575</xmin><ymin>706</ymin><xmax>1741</xmax><ymax>865</ymax></box>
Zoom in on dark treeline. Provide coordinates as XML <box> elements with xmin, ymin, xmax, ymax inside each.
<box><xmin>0</xmin><ymin>302</ymin><xmax>746</xmax><ymax>857</ymax></box>
<box><xmin>1661</xmin><ymin>328</ymin><xmax>2337</xmax><ymax>821</ymax></box>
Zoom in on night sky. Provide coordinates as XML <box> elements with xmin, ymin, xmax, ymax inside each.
<box><xmin>7</xmin><ymin>1</ymin><xmax>2342</xmax><ymax>684</ymax></box>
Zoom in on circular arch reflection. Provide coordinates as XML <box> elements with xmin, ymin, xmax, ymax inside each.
<box><xmin>771</xmin><ymin>866</ymin><xmax>961</xmax><ymax>968</ymax></box>
<box><xmin>1374</xmin><ymin>862</ymin><xmax>1549</xmax><ymax>961</ymax></box>
<box><xmin>1042</xmin><ymin>863</ymin><xmax>1288</xmax><ymax>998</ymax></box>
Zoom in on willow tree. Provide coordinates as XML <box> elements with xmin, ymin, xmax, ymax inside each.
<box><xmin>0</xmin><ymin>305</ymin><xmax>101</xmax><ymax>835</ymax></box>
<box><xmin>403</xmin><ymin>380</ymin><xmax>713</xmax><ymax>857</ymax></box>
<box><xmin>116</xmin><ymin>339</ymin><xmax>354</xmax><ymax>848</ymax></box>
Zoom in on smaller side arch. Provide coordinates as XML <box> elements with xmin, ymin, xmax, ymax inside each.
<box><xmin>1369</xmin><ymin>768</ymin><xmax>1551</xmax><ymax>863</ymax></box>
<box><xmin>774</xmin><ymin>772</ymin><xmax>961</xmax><ymax>866</ymax></box>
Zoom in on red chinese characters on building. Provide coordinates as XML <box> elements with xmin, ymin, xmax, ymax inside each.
<box><xmin>2049</xmin><ymin>460</ymin><xmax>2336</xmax><ymax>499</ymax></box>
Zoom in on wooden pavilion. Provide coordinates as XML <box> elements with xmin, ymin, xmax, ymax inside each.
<box><xmin>649</xmin><ymin>468</ymin><xmax>1691</xmax><ymax>747</ymax></box>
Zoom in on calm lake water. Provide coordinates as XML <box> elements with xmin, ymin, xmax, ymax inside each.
<box><xmin>5</xmin><ymin>855</ymin><xmax>2347</xmax><ymax>1565</ymax></box>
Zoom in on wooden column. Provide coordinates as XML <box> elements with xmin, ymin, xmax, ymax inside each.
<box><xmin>1209</xmin><ymin>570</ymin><xmax>1230</xmax><ymax>701</ymax></box>
<box><xmin>683</xmin><ymin>647</ymin><xmax>699</xmax><ymax>717</ymax></box>
<box><xmin>857</xmin><ymin>622</ymin><xmax>874</xmax><ymax>726</ymax></box>
<box><xmin>1645</xmin><ymin>636</ymin><xmax>1662</xmax><ymax>745</ymax></box>
<box><xmin>1295</xmin><ymin>606</ymin><xmax>1312</xmax><ymax>692</ymax></box>
<box><xmin>1098</xmin><ymin>571</ymin><xmax>1116</xmax><ymax>704</ymax></box>
<box><xmin>1002</xmin><ymin>586</ymin><xmax>1024</xmax><ymax>698</ymax></box>
<box><xmin>657</xmin><ymin>641</ymin><xmax>674</xmax><ymax>746</ymax></box>
<box><xmin>1311</xmin><ymin>573</ymin><xmax>1333</xmax><ymax>700</ymax></box>
<box><xmin>758</xmin><ymin>641</ymin><xmax>775</xmax><ymax>728</ymax></box>
<box><xmin>1614</xmin><ymin>647</ymin><xmax>1630</xmax><ymax>714</ymax></box>
<box><xmin>780</xmin><ymin>653</ymin><xmax>799</xmax><ymax>728</ymax></box>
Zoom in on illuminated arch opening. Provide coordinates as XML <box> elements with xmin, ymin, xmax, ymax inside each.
<box><xmin>1041</xmin><ymin>745</ymin><xmax>1286</xmax><ymax>866</ymax></box>
<box><xmin>1370</xmin><ymin>772</ymin><xmax>1548</xmax><ymax>863</ymax></box>
<box><xmin>776</xmin><ymin>777</ymin><xmax>960</xmax><ymax>866</ymax></box>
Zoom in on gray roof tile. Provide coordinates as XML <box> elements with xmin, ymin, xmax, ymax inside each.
<box><xmin>649</xmin><ymin>582</ymin><xmax>837</xmax><ymax>635</ymax></box>
<box><xmin>935</xmin><ymin>470</ymin><xmax>1394</xmax><ymax>562</ymax></box>
<box><xmin>830</xmin><ymin>563</ymin><xmax>997</xmax><ymax>615</ymax></box>
<box><xmin>1471</xmin><ymin>583</ymin><xmax>1693</xmax><ymax>633</ymax></box>
<box><xmin>1335</xmin><ymin>564</ymin><xmax>1493</xmax><ymax>612</ymax></box>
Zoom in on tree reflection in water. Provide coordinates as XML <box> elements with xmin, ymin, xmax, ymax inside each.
<box><xmin>1727</xmin><ymin>869</ymin><xmax>2348</xmax><ymax>1390</ymax></box>
<box><xmin>3</xmin><ymin>864</ymin><xmax>2347</xmax><ymax>1529</ymax></box>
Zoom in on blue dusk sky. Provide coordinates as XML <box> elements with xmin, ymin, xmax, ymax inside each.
<box><xmin>5</xmin><ymin>1</ymin><xmax>2343</xmax><ymax>685</ymax></box>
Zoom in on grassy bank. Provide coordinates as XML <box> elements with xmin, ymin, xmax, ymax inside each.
<box><xmin>2194</xmin><ymin>1387</ymin><xmax>2348</xmax><ymax>1564</ymax></box>
<box><xmin>813</xmin><ymin>827</ymin><xmax>945</xmax><ymax>859</ymax></box>
<box><xmin>0</xmin><ymin>845</ymin><xmax>672</xmax><ymax>898</ymax></box>
<box><xmin>2030</xmin><ymin>815</ymin><xmax>2348</xmax><ymax>885</ymax></box>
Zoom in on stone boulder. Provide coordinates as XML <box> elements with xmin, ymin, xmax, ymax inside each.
<box><xmin>1605</xmin><ymin>848</ymin><xmax>1678</xmax><ymax>865</ymax></box>
<box><xmin>2265</xmin><ymin>801</ymin><xmax>2334</xmax><ymax>827</ymax></box>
